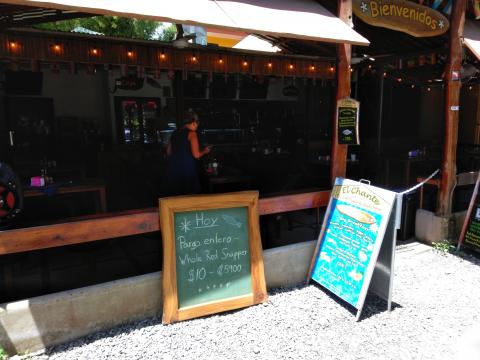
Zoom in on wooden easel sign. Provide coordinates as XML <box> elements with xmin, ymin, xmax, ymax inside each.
<box><xmin>160</xmin><ymin>191</ymin><xmax>267</xmax><ymax>324</ymax></box>
<box><xmin>308</xmin><ymin>178</ymin><xmax>398</xmax><ymax>321</ymax></box>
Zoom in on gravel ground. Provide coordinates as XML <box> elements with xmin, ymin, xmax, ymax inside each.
<box><xmin>28</xmin><ymin>243</ymin><xmax>480</xmax><ymax>360</ymax></box>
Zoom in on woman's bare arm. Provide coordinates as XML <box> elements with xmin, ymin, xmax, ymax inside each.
<box><xmin>188</xmin><ymin>131</ymin><xmax>210</xmax><ymax>159</ymax></box>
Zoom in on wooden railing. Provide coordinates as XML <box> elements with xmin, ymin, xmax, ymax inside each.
<box><xmin>0</xmin><ymin>190</ymin><xmax>330</xmax><ymax>255</ymax></box>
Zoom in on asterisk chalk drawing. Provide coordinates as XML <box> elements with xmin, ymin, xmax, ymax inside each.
<box><xmin>361</xmin><ymin>2</ymin><xmax>368</xmax><ymax>13</ymax></box>
<box><xmin>179</xmin><ymin>217</ymin><xmax>191</xmax><ymax>233</ymax></box>
<box><xmin>438</xmin><ymin>20</ymin><xmax>444</xmax><ymax>29</ymax></box>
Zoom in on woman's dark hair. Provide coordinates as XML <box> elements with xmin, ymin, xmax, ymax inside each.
<box><xmin>182</xmin><ymin>109</ymin><xmax>199</xmax><ymax>125</ymax></box>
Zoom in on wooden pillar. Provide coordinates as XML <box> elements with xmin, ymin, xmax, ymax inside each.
<box><xmin>437</xmin><ymin>0</ymin><xmax>466</xmax><ymax>216</ymax></box>
<box><xmin>330</xmin><ymin>0</ymin><xmax>352</xmax><ymax>184</ymax></box>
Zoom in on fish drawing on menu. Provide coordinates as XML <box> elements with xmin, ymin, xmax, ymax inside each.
<box><xmin>222</xmin><ymin>215</ymin><xmax>241</xmax><ymax>228</ymax></box>
<box><xmin>336</xmin><ymin>204</ymin><xmax>376</xmax><ymax>225</ymax></box>
<box><xmin>348</xmin><ymin>269</ymin><xmax>364</xmax><ymax>281</ymax></box>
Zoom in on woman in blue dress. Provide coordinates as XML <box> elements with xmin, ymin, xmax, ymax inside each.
<box><xmin>161</xmin><ymin>110</ymin><xmax>211</xmax><ymax>196</ymax></box>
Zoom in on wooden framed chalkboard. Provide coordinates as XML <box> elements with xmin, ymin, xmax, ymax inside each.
<box><xmin>160</xmin><ymin>191</ymin><xmax>267</xmax><ymax>324</ymax></box>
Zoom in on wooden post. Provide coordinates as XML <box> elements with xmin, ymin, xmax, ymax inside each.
<box><xmin>330</xmin><ymin>0</ymin><xmax>352</xmax><ymax>184</ymax></box>
<box><xmin>437</xmin><ymin>0</ymin><xmax>466</xmax><ymax>216</ymax></box>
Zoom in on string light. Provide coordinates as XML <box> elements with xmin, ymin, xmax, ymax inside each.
<box><xmin>218</xmin><ymin>55</ymin><xmax>223</xmax><ymax>65</ymax></box>
<box><xmin>127</xmin><ymin>49</ymin><xmax>134</xmax><ymax>58</ymax></box>
<box><xmin>52</xmin><ymin>43</ymin><xmax>61</xmax><ymax>53</ymax></box>
<box><xmin>242</xmin><ymin>59</ymin><xmax>248</xmax><ymax>67</ymax></box>
<box><xmin>91</xmin><ymin>47</ymin><xmax>99</xmax><ymax>56</ymax></box>
<box><xmin>427</xmin><ymin>87</ymin><xmax>431</xmax><ymax>91</ymax></box>
<box><xmin>329</xmin><ymin>66</ymin><xmax>334</xmax><ymax>72</ymax></box>
<box><xmin>397</xmin><ymin>77</ymin><xmax>402</xmax><ymax>82</ymax></box>
<box><xmin>267</xmin><ymin>62</ymin><xmax>273</xmax><ymax>69</ymax></box>
<box><xmin>159</xmin><ymin>50</ymin><xmax>166</xmax><ymax>60</ymax></box>
<box><xmin>9</xmin><ymin>41</ymin><xmax>17</xmax><ymax>50</ymax></box>
<box><xmin>309</xmin><ymin>65</ymin><xmax>315</xmax><ymax>71</ymax></box>
<box><xmin>469</xmin><ymin>85</ymin><xmax>473</xmax><ymax>90</ymax></box>
<box><xmin>411</xmin><ymin>84</ymin><xmax>415</xmax><ymax>89</ymax></box>
<box><xmin>288</xmin><ymin>63</ymin><xmax>294</xmax><ymax>70</ymax></box>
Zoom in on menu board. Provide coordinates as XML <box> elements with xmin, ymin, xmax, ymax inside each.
<box><xmin>160</xmin><ymin>191</ymin><xmax>267</xmax><ymax>324</ymax></box>
<box><xmin>174</xmin><ymin>207</ymin><xmax>251</xmax><ymax>308</ymax></box>
<box><xmin>459</xmin><ymin>172</ymin><xmax>480</xmax><ymax>251</ymax></box>
<box><xmin>337</xmin><ymin>98</ymin><xmax>360</xmax><ymax>145</ymax></box>
<box><xmin>464</xmin><ymin>206</ymin><xmax>480</xmax><ymax>249</ymax></box>
<box><xmin>309</xmin><ymin>178</ymin><xmax>396</xmax><ymax>311</ymax></box>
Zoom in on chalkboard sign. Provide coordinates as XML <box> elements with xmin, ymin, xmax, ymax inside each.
<box><xmin>337</xmin><ymin>97</ymin><xmax>360</xmax><ymax>145</ymax></box>
<box><xmin>160</xmin><ymin>191</ymin><xmax>267</xmax><ymax>324</ymax></box>
<box><xmin>458</xmin><ymin>172</ymin><xmax>480</xmax><ymax>251</ymax></box>
<box><xmin>308</xmin><ymin>178</ymin><xmax>397</xmax><ymax>320</ymax></box>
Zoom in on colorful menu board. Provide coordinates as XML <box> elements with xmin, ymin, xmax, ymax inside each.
<box><xmin>309</xmin><ymin>178</ymin><xmax>396</xmax><ymax>315</ymax></box>
<box><xmin>160</xmin><ymin>191</ymin><xmax>267</xmax><ymax>324</ymax></box>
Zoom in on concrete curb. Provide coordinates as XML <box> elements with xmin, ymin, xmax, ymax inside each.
<box><xmin>415</xmin><ymin>209</ymin><xmax>466</xmax><ymax>244</ymax></box>
<box><xmin>1</xmin><ymin>241</ymin><xmax>316</xmax><ymax>355</ymax></box>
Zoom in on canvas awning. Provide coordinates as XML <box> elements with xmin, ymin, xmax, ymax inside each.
<box><xmin>233</xmin><ymin>35</ymin><xmax>281</xmax><ymax>53</ymax></box>
<box><xmin>0</xmin><ymin>0</ymin><xmax>370</xmax><ymax>46</ymax></box>
<box><xmin>464</xmin><ymin>20</ymin><xmax>480</xmax><ymax>61</ymax></box>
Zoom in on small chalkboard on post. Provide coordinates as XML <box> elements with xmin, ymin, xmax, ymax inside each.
<box><xmin>160</xmin><ymin>191</ymin><xmax>267</xmax><ymax>324</ymax></box>
<box><xmin>337</xmin><ymin>97</ymin><xmax>360</xmax><ymax>145</ymax></box>
<box><xmin>308</xmin><ymin>178</ymin><xmax>399</xmax><ymax>321</ymax></box>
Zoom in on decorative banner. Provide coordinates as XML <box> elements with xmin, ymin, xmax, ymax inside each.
<box><xmin>353</xmin><ymin>0</ymin><xmax>450</xmax><ymax>37</ymax></box>
<box><xmin>337</xmin><ymin>97</ymin><xmax>360</xmax><ymax>145</ymax></box>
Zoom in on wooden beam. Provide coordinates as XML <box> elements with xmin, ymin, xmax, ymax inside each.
<box><xmin>0</xmin><ymin>191</ymin><xmax>331</xmax><ymax>255</ymax></box>
<box><xmin>330</xmin><ymin>0</ymin><xmax>352</xmax><ymax>184</ymax></box>
<box><xmin>437</xmin><ymin>0</ymin><xmax>466</xmax><ymax>216</ymax></box>
<box><xmin>258</xmin><ymin>190</ymin><xmax>330</xmax><ymax>215</ymax></box>
<box><xmin>0</xmin><ymin>210</ymin><xmax>160</xmax><ymax>255</ymax></box>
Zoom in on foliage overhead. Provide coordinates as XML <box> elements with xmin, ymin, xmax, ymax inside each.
<box><xmin>36</xmin><ymin>16</ymin><xmax>177</xmax><ymax>41</ymax></box>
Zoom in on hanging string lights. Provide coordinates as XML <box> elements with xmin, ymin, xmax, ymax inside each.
<box><xmin>0</xmin><ymin>32</ymin><xmax>339</xmax><ymax>82</ymax></box>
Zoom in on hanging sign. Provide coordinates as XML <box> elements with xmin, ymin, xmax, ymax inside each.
<box><xmin>337</xmin><ymin>97</ymin><xmax>360</xmax><ymax>145</ymax></box>
<box><xmin>308</xmin><ymin>178</ymin><xmax>400</xmax><ymax>321</ymax></box>
<box><xmin>458</xmin><ymin>172</ymin><xmax>480</xmax><ymax>252</ymax></box>
<box><xmin>114</xmin><ymin>76</ymin><xmax>144</xmax><ymax>90</ymax></box>
<box><xmin>160</xmin><ymin>191</ymin><xmax>267</xmax><ymax>324</ymax></box>
<box><xmin>471</xmin><ymin>0</ymin><xmax>480</xmax><ymax>19</ymax></box>
<box><xmin>353</xmin><ymin>0</ymin><xmax>450</xmax><ymax>37</ymax></box>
